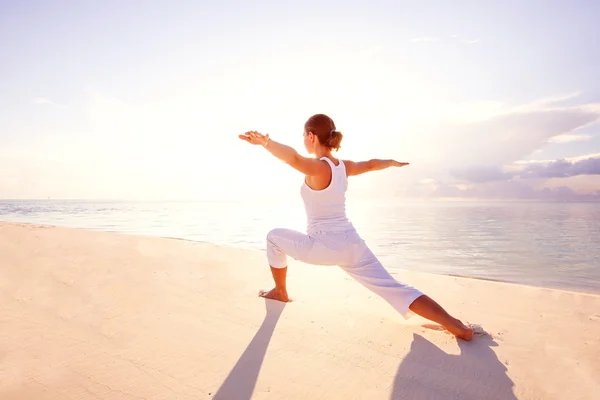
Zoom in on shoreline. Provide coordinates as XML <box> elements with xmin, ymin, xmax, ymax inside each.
<box><xmin>2</xmin><ymin>220</ymin><xmax>599</xmax><ymax>298</ymax></box>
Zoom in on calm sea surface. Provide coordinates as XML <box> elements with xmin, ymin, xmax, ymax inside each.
<box><xmin>1</xmin><ymin>199</ymin><xmax>599</xmax><ymax>294</ymax></box>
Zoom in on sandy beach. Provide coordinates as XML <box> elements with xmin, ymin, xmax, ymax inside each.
<box><xmin>1</xmin><ymin>222</ymin><xmax>599</xmax><ymax>399</ymax></box>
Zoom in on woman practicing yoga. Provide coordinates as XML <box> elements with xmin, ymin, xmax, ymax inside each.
<box><xmin>238</xmin><ymin>114</ymin><xmax>474</xmax><ymax>341</ymax></box>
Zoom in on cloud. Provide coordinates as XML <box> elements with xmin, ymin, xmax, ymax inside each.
<box><xmin>31</xmin><ymin>97</ymin><xmax>67</xmax><ymax>108</ymax></box>
<box><xmin>411</xmin><ymin>93</ymin><xmax>600</xmax><ymax>200</ymax></box>
<box><xmin>409</xmin><ymin>36</ymin><xmax>439</xmax><ymax>42</ymax></box>
<box><xmin>516</xmin><ymin>91</ymin><xmax>581</xmax><ymax>111</ymax></box>
<box><xmin>566</xmin><ymin>152</ymin><xmax>600</xmax><ymax>162</ymax></box>
<box><xmin>519</xmin><ymin>156</ymin><xmax>600</xmax><ymax>179</ymax></box>
<box><xmin>427</xmin><ymin>96</ymin><xmax>600</xmax><ymax>167</ymax></box>
<box><xmin>370</xmin><ymin>93</ymin><xmax>600</xmax><ymax>201</ymax></box>
<box><xmin>450</xmin><ymin>155</ymin><xmax>600</xmax><ymax>184</ymax></box>
<box><xmin>543</xmin><ymin>175</ymin><xmax>600</xmax><ymax>193</ymax></box>
<box><xmin>548</xmin><ymin>133</ymin><xmax>591</xmax><ymax>143</ymax></box>
<box><xmin>32</xmin><ymin>97</ymin><xmax>53</xmax><ymax>105</ymax></box>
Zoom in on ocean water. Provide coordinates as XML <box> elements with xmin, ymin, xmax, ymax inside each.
<box><xmin>1</xmin><ymin>199</ymin><xmax>599</xmax><ymax>294</ymax></box>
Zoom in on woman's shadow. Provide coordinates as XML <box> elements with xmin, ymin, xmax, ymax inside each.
<box><xmin>213</xmin><ymin>299</ymin><xmax>285</xmax><ymax>400</ymax></box>
<box><xmin>391</xmin><ymin>333</ymin><xmax>517</xmax><ymax>400</ymax></box>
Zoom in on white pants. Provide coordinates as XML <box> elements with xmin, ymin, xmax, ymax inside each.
<box><xmin>266</xmin><ymin>228</ymin><xmax>424</xmax><ymax>319</ymax></box>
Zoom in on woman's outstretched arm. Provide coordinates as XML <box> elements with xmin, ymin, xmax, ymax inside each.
<box><xmin>239</xmin><ymin>131</ymin><xmax>328</xmax><ymax>176</ymax></box>
<box><xmin>344</xmin><ymin>159</ymin><xmax>409</xmax><ymax>176</ymax></box>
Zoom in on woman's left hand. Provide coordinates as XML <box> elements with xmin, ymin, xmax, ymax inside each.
<box><xmin>390</xmin><ymin>160</ymin><xmax>410</xmax><ymax>167</ymax></box>
<box><xmin>239</xmin><ymin>130</ymin><xmax>270</xmax><ymax>147</ymax></box>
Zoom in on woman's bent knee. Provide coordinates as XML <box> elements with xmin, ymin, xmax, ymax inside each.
<box><xmin>266</xmin><ymin>228</ymin><xmax>284</xmax><ymax>243</ymax></box>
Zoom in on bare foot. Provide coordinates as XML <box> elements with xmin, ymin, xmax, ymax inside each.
<box><xmin>258</xmin><ymin>288</ymin><xmax>290</xmax><ymax>302</ymax></box>
<box><xmin>448</xmin><ymin>318</ymin><xmax>474</xmax><ymax>341</ymax></box>
<box><xmin>422</xmin><ymin>322</ymin><xmax>474</xmax><ymax>341</ymax></box>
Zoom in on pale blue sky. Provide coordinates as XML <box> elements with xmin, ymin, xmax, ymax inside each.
<box><xmin>1</xmin><ymin>0</ymin><xmax>599</xmax><ymax>200</ymax></box>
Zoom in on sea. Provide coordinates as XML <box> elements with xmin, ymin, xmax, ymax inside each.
<box><xmin>1</xmin><ymin>199</ymin><xmax>599</xmax><ymax>294</ymax></box>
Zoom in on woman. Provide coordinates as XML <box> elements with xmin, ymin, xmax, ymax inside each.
<box><xmin>239</xmin><ymin>114</ymin><xmax>474</xmax><ymax>341</ymax></box>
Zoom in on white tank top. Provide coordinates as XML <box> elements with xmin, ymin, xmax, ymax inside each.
<box><xmin>300</xmin><ymin>157</ymin><xmax>355</xmax><ymax>235</ymax></box>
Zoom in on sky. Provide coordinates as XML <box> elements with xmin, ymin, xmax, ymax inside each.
<box><xmin>1</xmin><ymin>0</ymin><xmax>600</xmax><ymax>201</ymax></box>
